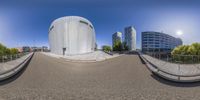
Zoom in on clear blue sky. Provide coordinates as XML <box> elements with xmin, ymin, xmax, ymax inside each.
<box><xmin>0</xmin><ymin>0</ymin><xmax>200</xmax><ymax>49</ymax></box>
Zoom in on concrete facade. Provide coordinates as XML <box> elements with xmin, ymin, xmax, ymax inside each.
<box><xmin>124</xmin><ymin>26</ymin><xmax>137</xmax><ymax>51</ymax></box>
<box><xmin>49</xmin><ymin>16</ymin><xmax>96</xmax><ymax>55</ymax></box>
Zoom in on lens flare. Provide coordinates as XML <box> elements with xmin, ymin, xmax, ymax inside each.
<box><xmin>176</xmin><ymin>30</ymin><xmax>183</xmax><ymax>36</ymax></box>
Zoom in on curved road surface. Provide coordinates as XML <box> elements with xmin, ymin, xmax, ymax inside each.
<box><xmin>0</xmin><ymin>53</ymin><xmax>200</xmax><ymax>100</ymax></box>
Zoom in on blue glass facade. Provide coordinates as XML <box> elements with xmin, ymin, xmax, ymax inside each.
<box><xmin>142</xmin><ymin>31</ymin><xmax>182</xmax><ymax>54</ymax></box>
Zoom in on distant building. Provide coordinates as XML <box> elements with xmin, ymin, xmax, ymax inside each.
<box><xmin>22</xmin><ymin>46</ymin><xmax>31</xmax><ymax>52</ymax></box>
<box><xmin>31</xmin><ymin>47</ymin><xmax>38</xmax><ymax>52</ymax></box>
<box><xmin>141</xmin><ymin>31</ymin><xmax>183</xmax><ymax>55</ymax></box>
<box><xmin>124</xmin><ymin>26</ymin><xmax>137</xmax><ymax>51</ymax></box>
<box><xmin>42</xmin><ymin>46</ymin><xmax>48</xmax><ymax>52</ymax></box>
<box><xmin>112</xmin><ymin>32</ymin><xmax>122</xmax><ymax>47</ymax></box>
<box><xmin>31</xmin><ymin>47</ymin><xmax>42</xmax><ymax>52</ymax></box>
<box><xmin>31</xmin><ymin>46</ymin><xmax>49</xmax><ymax>52</ymax></box>
<box><xmin>16</xmin><ymin>47</ymin><xmax>23</xmax><ymax>53</ymax></box>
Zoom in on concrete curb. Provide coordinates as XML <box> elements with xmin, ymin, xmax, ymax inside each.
<box><xmin>138</xmin><ymin>52</ymin><xmax>200</xmax><ymax>82</ymax></box>
<box><xmin>42</xmin><ymin>52</ymin><xmax>122</xmax><ymax>63</ymax></box>
<box><xmin>0</xmin><ymin>53</ymin><xmax>34</xmax><ymax>81</ymax></box>
<box><xmin>59</xmin><ymin>55</ymin><xmax>122</xmax><ymax>63</ymax></box>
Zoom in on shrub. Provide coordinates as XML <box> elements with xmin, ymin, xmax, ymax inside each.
<box><xmin>10</xmin><ymin>48</ymin><xmax>19</xmax><ymax>55</ymax></box>
<box><xmin>113</xmin><ymin>40</ymin><xmax>123</xmax><ymax>51</ymax></box>
<box><xmin>171</xmin><ymin>43</ymin><xmax>200</xmax><ymax>63</ymax></box>
<box><xmin>0</xmin><ymin>43</ymin><xmax>19</xmax><ymax>56</ymax></box>
<box><xmin>102</xmin><ymin>45</ymin><xmax>112</xmax><ymax>52</ymax></box>
<box><xmin>0</xmin><ymin>43</ymin><xmax>8</xmax><ymax>56</ymax></box>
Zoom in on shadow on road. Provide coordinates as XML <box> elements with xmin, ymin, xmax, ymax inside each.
<box><xmin>151</xmin><ymin>73</ymin><xmax>200</xmax><ymax>87</ymax></box>
<box><xmin>0</xmin><ymin>56</ymin><xmax>33</xmax><ymax>86</ymax></box>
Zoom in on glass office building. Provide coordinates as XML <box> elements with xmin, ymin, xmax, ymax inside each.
<box><xmin>142</xmin><ymin>31</ymin><xmax>182</xmax><ymax>55</ymax></box>
<box><xmin>124</xmin><ymin>26</ymin><xmax>137</xmax><ymax>51</ymax></box>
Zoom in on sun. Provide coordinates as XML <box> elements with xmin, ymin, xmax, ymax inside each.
<box><xmin>176</xmin><ymin>30</ymin><xmax>183</xmax><ymax>36</ymax></box>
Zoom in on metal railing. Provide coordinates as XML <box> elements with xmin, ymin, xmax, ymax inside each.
<box><xmin>0</xmin><ymin>52</ymin><xmax>30</xmax><ymax>63</ymax></box>
<box><xmin>171</xmin><ymin>55</ymin><xmax>200</xmax><ymax>64</ymax></box>
<box><xmin>144</xmin><ymin>53</ymin><xmax>200</xmax><ymax>64</ymax></box>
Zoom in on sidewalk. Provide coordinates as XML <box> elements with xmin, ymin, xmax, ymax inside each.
<box><xmin>0</xmin><ymin>53</ymin><xmax>34</xmax><ymax>80</ymax></box>
<box><xmin>139</xmin><ymin>52</ymin><xmax>200</xmax><ymax>82</ymax></box>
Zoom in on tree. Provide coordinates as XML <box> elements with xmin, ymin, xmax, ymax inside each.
<box><xmin>171</xmin><ymin>43</ymin><xmax>200</xmax><ymax>63</ymax></box>
<box><xmin>5</xmin><ymin>48</ymin><xmax>11</xmax><ymax>55</ymax></box>
<box><xmin>123</xmin><ymin>41</ymin><xmax>129</xmax><ymax>51</ymax></box>
<box><xmin>188</xmin><ymin>43</ymin><xmax>200</xmax><ymax>55</ymax></box>
<box><xmin>10</xmin><ymin>48</ymin><xmax>19</xmax><ymax>55</ymax></box>
<box><xmin>0</xmin><ymin>43</ymin><xmax>7</xmax><ymax>56</ymax></box>
<box><xmin>102</xmin><ymin>45</ymin><xmax>112</xmax><ymax>52</ymax></box>
<box><xmin>0</xmin><ymin>43</ymin><xmax>19</xmax><ymax>56</ymax></box>
<box><xmin>113</xmin><ymin>40</ymin><xmax>123</xmax><ymax>51</ymax></box>
<box><xmin>172</xmin><ymin>45</ymin><xmax>188</xmax><ymax>55</ymax></box>
<box><xmin>172</xmin><ymin>43</ymin><xmax>200</xmax><ymax>55</ymax></box>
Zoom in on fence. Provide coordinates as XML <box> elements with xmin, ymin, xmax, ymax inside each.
<box><xmin>0</xmin><ymin>52</ymin><xmax>30</xmax><ymax>63</ymax></box>
<box><xmin>144</xmin><ymin>53</ymin><xmax>200</xmax><ymax>64</ymax></box>
<box><xmin>171</xmin><ymin>55</ymin><xmax>200</xmax><ymax>64</ymax></box>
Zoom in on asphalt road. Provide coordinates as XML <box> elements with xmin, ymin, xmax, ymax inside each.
<box><xmin>0</xmin><ymin>53</ymin><xmax>200</xmax><ymax>100</ymax></box>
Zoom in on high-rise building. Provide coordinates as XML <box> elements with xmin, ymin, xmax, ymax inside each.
<box><xmin>112</xmin><ymin>32</ymin><xmax>122</xmax><ymax>47</ymax></box>
<box><xmin>124</xmin><ymin>26</ymin><xmax>137</xmax><ymax>51</ymax></box>
<box><xmin>141</xmin><ymin>31</ymin><xmax>183</xmax><ymax>55</ymax></box>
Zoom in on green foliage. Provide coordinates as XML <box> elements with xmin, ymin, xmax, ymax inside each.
<box><xmin>5</xmin><ymin>48</ymin><xmax>11</xmax><ymax>55</ymax></box>
<box><xmin>0</xmin><ymin>43</ymin><xmax>8</xmax><ymax>56</ymax></box>
<box><xmin>102</xmin><ymin>45</ymin><xmax>112</xmax><ymax>52</ymax></box>
<box><xmin>123</xmin><ymin>41</ymin><xmax>129</xmax><ymax>51</ymax></box>
<box><xmin>188</xmin><ymin>43</ymin><xmax>200</xmax><ymax>55</ymax></box>
<box><xmin>172</xmin><ymin>43</ymin><xmax>200</xmax><ymax>55</ymax></box>
<box><xmin>113</xmin><ymin>40</ymin><xmax>123</xmax><ymax>51</ymax></box>
<box><xmin>10</xmin><ymin>48</ymin><xmax>19</xmax><ymax>55</ymax></box>
<box><xmin>171</xmin><ymin>43</ymin><xmax>200</xmax><ymax>63</ymax></box>
<box><xmin>0</xmin><ymin>43</ymin><xmax>19</xmax><ymax>56</ymax></box>
<box><xmin>171</xmin><ymin>45</ymin><xmax>190</xmax><ymax>55</ymax></box>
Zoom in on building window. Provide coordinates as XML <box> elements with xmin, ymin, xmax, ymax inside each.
<box><xmin>148</xmin><ymin>39</ymin><xmax>154</xmax><ymax>41</ymax></box>
<box><xmin>49</xmin><ymin>25</ymin><xmax>54</xmax><ymax>31</ymax></box>
<box><xmin>89</xmin><ymin>25</ymin><xmax>93</xmax><ymax>29</ymax></box>
<box><xmin>80</xmin><ymin>20</ymin><xmax>89</xmax><ymax>25</ymax></box>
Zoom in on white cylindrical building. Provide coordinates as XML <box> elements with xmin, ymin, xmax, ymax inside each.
<box><xmin>49</xmin><ymin>16</ymin><xmax>96</xmax><ymax>55</ymax></box>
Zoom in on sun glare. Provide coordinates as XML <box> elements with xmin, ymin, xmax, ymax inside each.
<box><xmin>176</xmin><ymin>30</ymin><xmax>183</xmax><ymax>36</ymax></box>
